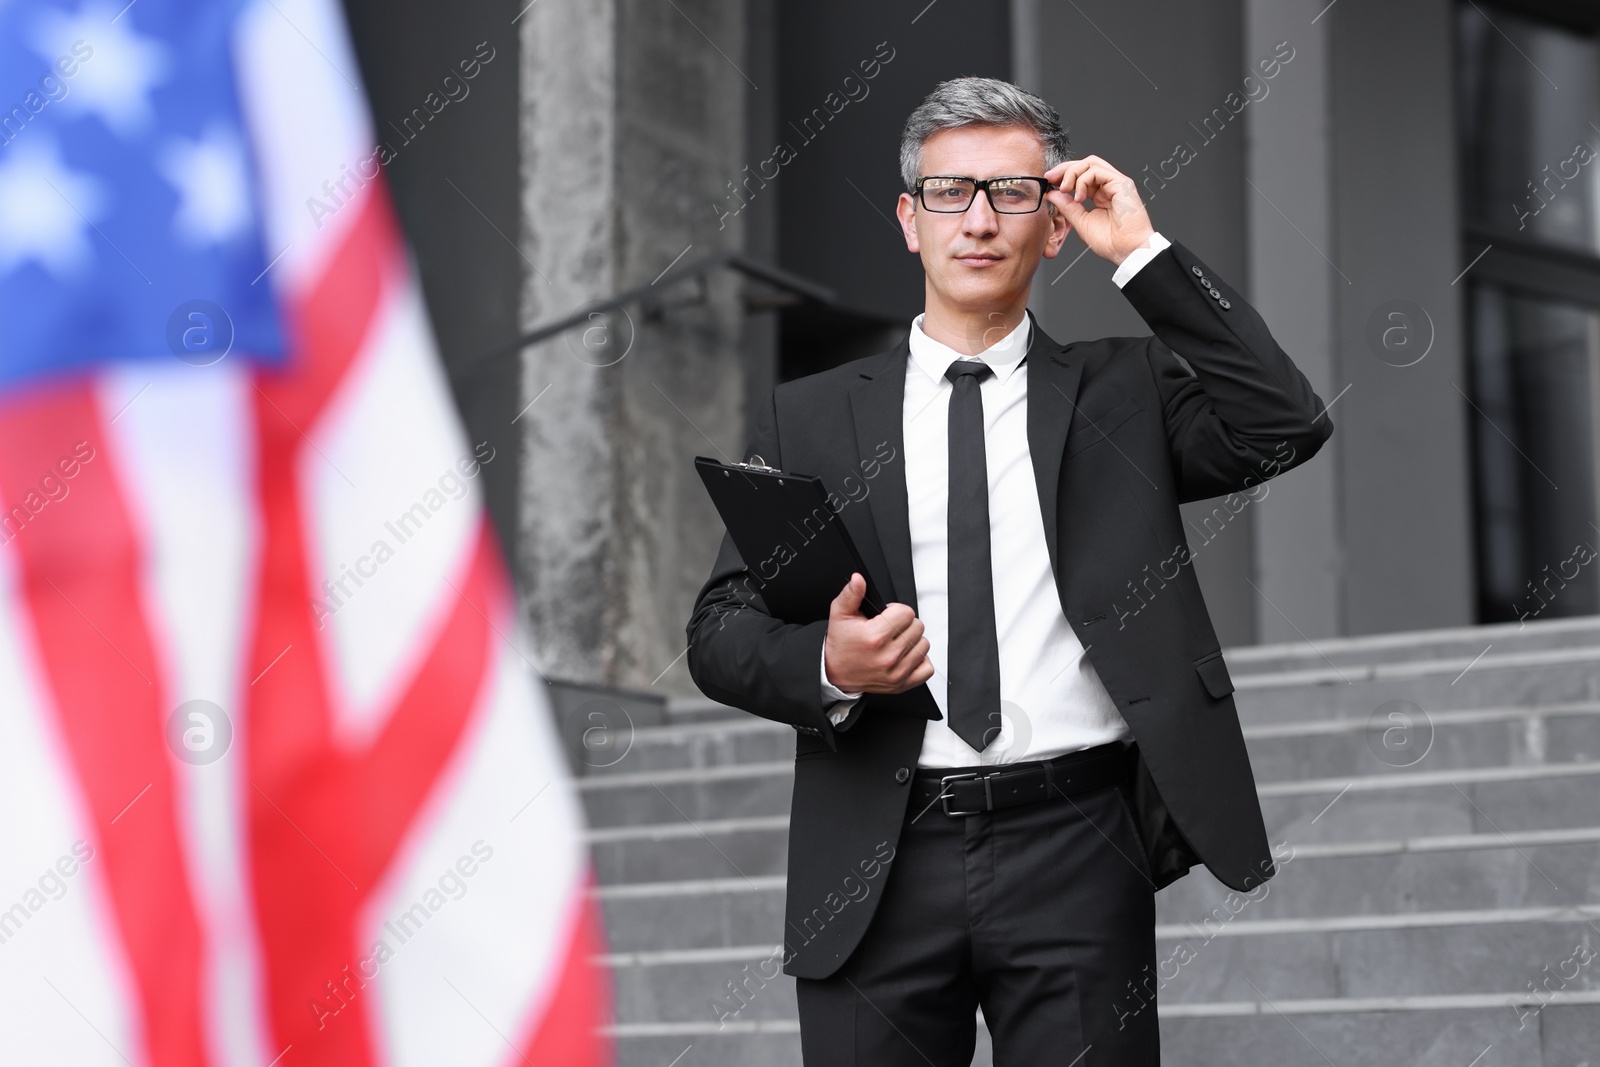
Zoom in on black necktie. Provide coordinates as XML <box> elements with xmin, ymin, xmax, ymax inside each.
<box><xmin>944</xmin><ymin>359</ymin><xmax>1001</xmax><ymax>752</ymax></box>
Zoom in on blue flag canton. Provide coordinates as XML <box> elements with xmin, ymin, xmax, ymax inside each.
<box><xmin>0</xmin><ymin>0</ymin><xmax>286</xmax><ymax>389</ymax></box>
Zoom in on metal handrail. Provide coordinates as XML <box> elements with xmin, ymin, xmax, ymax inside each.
<box><xmin>456</xmin><ymin>252</ymin><xmax>835</xmax><ymax>376</ymax></box>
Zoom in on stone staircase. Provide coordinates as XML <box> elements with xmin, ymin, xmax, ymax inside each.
<box><xmin>584</xmin><ymin>615</ymin><xmax>1600</xmax><ymax>1066</ymax></box>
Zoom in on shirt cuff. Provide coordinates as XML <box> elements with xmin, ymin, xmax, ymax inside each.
<box><xmin>822</xmin><ymin>645</ymin><xmax>862</xmax><ymax>725</ymax></box>
<box><xmin>1111</xmin><ymin>231</ymin><xmax>1171</xmax><ymax>289</ymax></box>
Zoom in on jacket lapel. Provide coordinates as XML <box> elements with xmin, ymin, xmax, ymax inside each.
<box><xmin>1025</xmin><ymin>317</ymin><xmax>1082</xmax><ymax>579</ymax></box>
<box><xmin>848</xmin><ymin>340</ymin><xmax>918</xmax><ymax>614</ymax></box>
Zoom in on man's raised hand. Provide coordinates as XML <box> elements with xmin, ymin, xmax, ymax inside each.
<box><xmin>1044</xmin><ymin>155</ymin><xmax>1156</xmax><ymax>266</ymax></box>
<box><xmin>823</xmin><ymin>573</ymin><xmax>934</xmax><ymax>695</ymax></box>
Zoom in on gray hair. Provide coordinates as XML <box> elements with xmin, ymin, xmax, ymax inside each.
<box><xmin>898</xmin><ymin>77</ymin><xmax>1071</xmax><ymax>191</ymax></box>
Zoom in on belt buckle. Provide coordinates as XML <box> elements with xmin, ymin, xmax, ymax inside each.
<box><xmin>939</xmin><ymin>770</ymin><xmax>990</xmax><ymax>816</ymax></box>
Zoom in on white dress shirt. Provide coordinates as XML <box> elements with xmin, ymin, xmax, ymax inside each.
<box><xmin>819</xmin><ymin>235</ymin><xmax>1170</xmax><ymax>768</ymax></box>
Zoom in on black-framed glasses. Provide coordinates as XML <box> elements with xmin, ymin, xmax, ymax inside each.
<box><xmin>914</xmin><ymin>175</ymin><xmax>1051</xmax><ymax>214</ymax></box>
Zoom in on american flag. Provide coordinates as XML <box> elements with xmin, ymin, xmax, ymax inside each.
<box><xmin>0</xmin><ymin>1</ymin><xmax>611</xmax><ymax>1064</ymax></box>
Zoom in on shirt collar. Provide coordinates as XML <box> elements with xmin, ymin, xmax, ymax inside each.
<box><xmin>908</xmin><ymin>311</ymin><xmax>1032</xmax><ymax>386</ymax></box>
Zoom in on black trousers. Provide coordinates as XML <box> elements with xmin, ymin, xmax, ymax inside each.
<box><xmin>795</xmin><ymin>770</ymin><xmax>1160</xmax><ymax>1066</ymax></box>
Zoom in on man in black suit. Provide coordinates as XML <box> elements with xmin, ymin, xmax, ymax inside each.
<box><xmin>686</xmin><ymin>76</ymin><xmax>1331</xmax><ymax>1066</ymax></box>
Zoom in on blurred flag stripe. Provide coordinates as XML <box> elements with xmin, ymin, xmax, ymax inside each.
<box><xmin>268</xmin><ymin>184</ymin><xmax>393</xmax><ymax>429</ymax></box>
<box><xmin>355</xmin><ymin>528</ymin><xmax>498</xmax><ymax>875</ymax></box>
<box><xmin>244</xmin><ymin>529</ymin><xmax>494</xmax><ymax>1063</ymax></box>
<box><xmin>0</xmin><ymin>382</ymin><xmax>208</xmax><ymax>1066</ymax></box>
<box><xmin>373</xmin><ymin>594</ymin><xmax>604</xmax><ymax>1066</ymax></box>
<box><xmin>96</xmin><ymin>364</ymin><xmax>280</xmax><ymax>1065</ymax></box>
<box><xmin>239</xmin><ymin>8</ymin><xmax>606</xmax><ymax>1060</ymax></box>
<box><xmin>515</xmin><ymin>877</ymin><xmax>614</xmax><ymax>1065</ymax></box>
<box><xmin>0</xmin><ymin>0</ymin><xmax>612</xmax><ymax>1060</ymax></box>
<box><xmin>241</xmin><ymin>149</ymin><xmax>485</xmax><ymax>1059</ymax></box>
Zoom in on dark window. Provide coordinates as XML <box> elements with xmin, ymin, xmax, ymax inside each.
<box><xmin>1465</xmin><ymin>286</ymin><xmax>1600</xmax><ymax>621</ymax></box>
<box><xmin>1457</xmin><ymin>3</ymin><xmax>1600</xmax><ymax>623</ymax></box>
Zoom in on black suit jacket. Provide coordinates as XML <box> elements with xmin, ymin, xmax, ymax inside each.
<box><xmin>686</xmin><ymin>242</ymin><xmax>1332</xmax><ymax>980</ymax></box>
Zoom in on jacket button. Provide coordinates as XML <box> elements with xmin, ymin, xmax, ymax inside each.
<box><xmin>1200</xmin><ymin>276</ymin><xmax>1212</xmax><ymax>288</ymax></box>
<box><xmin>1218</xmin><ymin>298</ymin><xmax>1232</xmax><ymax>309</ymax></box>
<box><xmin>1191</xmin><ymin>265</ymin><xmax>1203</xmax><ymax>277</ymax></box>
<box><xmin>1208</xmin><ymin>287</ymin><xmax>1222</xmax><ymax>299</ymax></box>
<box><xmin>894</xmin><ymin>766</ymin><xmax>911</xmax><ymax>784</ymax></box>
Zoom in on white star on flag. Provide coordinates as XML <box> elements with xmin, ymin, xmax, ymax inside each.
<box><xmin>159</xmin><ymin>124</ymin><xmax>253</xmax><ymax>246</ymax></box>
<box><xmin>0</xmin><ymin>138</ymin><xmax>105</xmax><ymax>277</ymax></box>
<box><xmin>31</xmin><ymin>0</ymin><xmax>169</xmax><ymax>138</ymax></box>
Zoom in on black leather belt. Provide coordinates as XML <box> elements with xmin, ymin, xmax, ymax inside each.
<box><xmin>909</xmin><ymin>742</ymin><xmax>1130</xmax><ymax>817</ymax></box>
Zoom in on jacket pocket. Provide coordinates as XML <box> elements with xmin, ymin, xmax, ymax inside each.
<box><xmin>1193</xmin><ymin>649</ymin><xmax>1234</xmax><ymax>699</ymax></box>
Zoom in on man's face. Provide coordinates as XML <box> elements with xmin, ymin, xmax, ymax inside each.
<box><xmin>896</xmin><ymin>125</ymin><xmax>1069</xmax><ymax>318</ymax></box>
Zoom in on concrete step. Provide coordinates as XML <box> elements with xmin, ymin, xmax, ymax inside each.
<box><xmin>595</xmin><ymin>700</ymin><xmax>1600</xmax><ymax>782</ymax></box>
<box><xmin>606</xmin><ymin>619</ymin><xmax>1600</xmax><ymax>1066</ymax></box>
<box><xmin>595</xmin><ymin>827</ymin><xmax>1600</xmax><ymax>954</ymax></box>
<box><xmin>610</xmin><ymin>1026</ymin><xmax>799</xmax><ymax>1067</ymax></box>
<box><xmin>581</xmin><ymin>756</ymin><xmax>1600</xmax><ymax>896</ymax></box>
<box><xmin>607</xmin><ymin>944</ymin><xmax>796</xmax><ymax>1025</ymax></box>
<box><xmin>584</xmin><ymin>716</ymin><xmax>794</xmax><ymax>778</ymax></box>
<box><xmin>666</xmin><ymin>696</ymin><xmax>750</xmax><ymax>725</ymax></box>
<box><xmin>600</xmin><ymin>906</ymin><xmax>1600</xmax><ymax>1020</ymax></box>
<box><xmin>1157</xmin><ymin>999</ymin><xmax>1597</xmax><ymax>1067</ymax></box>
<box><xmin>577</xmin><ymin>749</ymin><xmax>1600</xmax><ymax>835</ymax></box>
<box><xmin>607</xmin><ymin>994</ymin><xmax>1600</xmax><ymax>1067</ymax></box>
<box><xmin>1244</xmin><ymin>702</ymin><xmax>1600</xmax><ymax>781</ymax></box>
<box><xmin>592</xmin><ymin>701</ymin><xmax>1600</xmax><ymax>784</ymax></box>
<box><xmin>1221</xmin><ymin>612</ymin><xmax>1600</xmax><ymax>676</ymax></box>
<box><xmin>1232</xmin><ymin>645</ymin><xmax>1600</xmax><ymax>724</ymax></box>
<box><xmin>579</xmin><ymin>760</ymin><xmax>795</xmax><ymax>827</ymax></box>
<box><xmin>609</xmin><ymin>992</ymin><xmax>1600</xmax><ymax>1067</ymax></box>
<box><xmin>1256</xmin><ymin>760</ymin><xmax>1600</xmax><ymax>840</ymax></box>
<box><xmin>598</xmin><ymin>875</ymin><xmax>786</xmax><ymax>954</ymax></box>
<box><xmin>1150</xmin><ymin>906</ymin><xmax>1600</xmax><ymax>1004</ymax></box>
<box><xmin>657</xmin><ymin>615</ymin><xmax>1600</xmax><ymax>727</ymax></box>
<box><xmin>588</xmin><ymin>815</ymin><xmax>788</xmax><ymax>885</ymax></box>
<box><xmin>1158</xmin><ymin>828</ymin><xmax>1600</xmax><ymax>923</ymax></box>
<box><xmin>665</xmin><ymin>613</ymin><xmax>1600</xmax><ymax>699</ymax></box>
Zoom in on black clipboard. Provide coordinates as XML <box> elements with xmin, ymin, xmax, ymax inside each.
<box><xmin>695</xmin><ymin>455</ymin><xmax>887</xmax><ymax>624</ymax></box>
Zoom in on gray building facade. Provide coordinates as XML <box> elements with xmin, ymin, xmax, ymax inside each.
<box><xmin>345</xmin><ymin>0</ymin><xmax>1600</xmax><ymax>696</ymax></box>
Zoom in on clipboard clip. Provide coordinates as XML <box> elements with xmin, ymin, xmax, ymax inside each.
<box><xmin>730</xmin><ymin>455</ymin><xmax>781</xmax><ymax>473</ymax></box>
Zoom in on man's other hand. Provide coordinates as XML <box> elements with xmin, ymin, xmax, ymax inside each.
<box><xmin>1044</xmin><ymin>155</ymin><xmax>1156</xmax><ymax>266</ymax></box>
<box><xmin>823</xmin><ymin>573</ymin><xmax>935</xmax><ymax>694</ymax></box>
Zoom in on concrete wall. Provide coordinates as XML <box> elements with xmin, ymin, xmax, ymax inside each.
<box><xmin>1327</xmin><ymin>0</ymin><xmax>1475</xmax><ymax>634</ymax></box>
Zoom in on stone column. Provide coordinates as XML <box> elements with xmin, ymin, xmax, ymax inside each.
<box><xmin>517</xmin><ymin>0</ymin><xmax>749</xmax><ymax>692</ymax></box>
<box><xmin>1245</xmin><ymin>0</ymin><xmax>1343</xmax><ymax>641</ymax></box>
